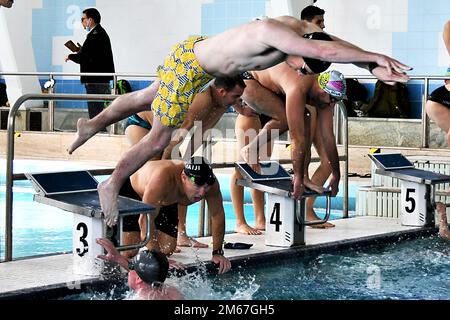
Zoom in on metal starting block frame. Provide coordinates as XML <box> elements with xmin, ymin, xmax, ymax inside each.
<box><xmin>25</xmin><ymin>170</ymin><xmax>155</xmax><ymax>276</ymax></box>
<box><xmin>236</xmin><ymin>161</ymin><xmax>332</xmax><ymax>247</ymax></box>
<box><xmin>368</xmin><ymin>153</ymin><xmax>450</xmax><ymax>227</ymax></box>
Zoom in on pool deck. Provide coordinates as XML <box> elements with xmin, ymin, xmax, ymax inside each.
<box><xmin>0</xmin><ymin>216</ymin><xmax>433</xmax><ymax>299</ymax></box>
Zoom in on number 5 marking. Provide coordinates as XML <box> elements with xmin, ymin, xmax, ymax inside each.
<box><xmin>405</xmin><ymin>188</ymin><xmax>416</xmax><ymax>213</ymax></box>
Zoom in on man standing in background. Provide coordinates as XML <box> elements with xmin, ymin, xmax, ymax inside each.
<box><xmin>65</xmin><ymin>8</ymin><xmax>115</xmax><ymax>124</ymax></box>
<box><xmin>0</xmin><ymin>0</ymin><xmax>13</xmax><ymax>8</ymax></box>
<box><xmin>300</xmin><ymin>5</ymin><xmax>325</xmax><ymax>30</ymax></box>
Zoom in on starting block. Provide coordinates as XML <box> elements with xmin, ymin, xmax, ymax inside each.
<box><xmin>236</xmin><ymin>161</ymin><xmax>332</xmax><ymax>247</ymax></box>
<box><xmin>25</xmin><ymin>171</ymin><xmax>155</xmax><ymax>276</ymax></box>
<box><xmin>369</xmin><ymin>153</ymin><xmax>450</xmax><ymax>227</ymax></box>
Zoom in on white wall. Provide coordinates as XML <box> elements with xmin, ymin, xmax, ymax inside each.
<box><xmin>61</xmin><ymin>0</ymin><xmax>209</xmax><ymax>74</ymax></box>
<box><xmin>0</xmin><ymin>1</ymin><xmax>42</xmax><ymax>108</ymax></box>
<box><xmin>319</xmin><ymin>0</ymin><xmax>408</xmax><ymax>75</ymax></box>
<box><xmin>267</xmin><ymin>0</ymin><xmax>313</xmax><ymax>17</ymax></box>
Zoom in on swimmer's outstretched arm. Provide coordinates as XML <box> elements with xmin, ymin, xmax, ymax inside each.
<box><xmin>327</xmin><ymin>34</ymin><xmax>412</xmax><ymax>84</ymax></box>
<box><xmin>206</xmin><ymin>184</ymin><xmax>231</xmax><ymax>274</ymax></box>
<box><xmin>96</xmin><ymin>237</ymin><xmax>131</xmax><ymax>270</ymax></box>
<box><xmin>262</xmin><ymin>19</ymin><xmax>411</xmax><ymax>75</ymax></box>
<box><xmin>68</xmin><ymin>80</ymin><xmax>160</xmax><ymax>154</ymax></box>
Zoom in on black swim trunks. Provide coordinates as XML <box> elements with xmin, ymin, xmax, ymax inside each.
<box><xmin>154</xmin><ymin>203</ymin><xmax>178</xmax><ymax>239</ymax></box>
<box><xmin>119</xmin><ymin>178</ymin><xmax>178</xmax><ymax>238</ymax></box>
<box><xmin>119</xmin><ymin>178</ymin><xmax>141</xmax><ymax>232</ymax></box>
<box><xmin>428</xmin><ymin>85</ymin><xmax>450</xmax><ymax>108</ymax></box>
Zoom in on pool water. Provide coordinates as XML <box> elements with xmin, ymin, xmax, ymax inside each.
<box><xmin>62</xmin><ymin>236</ymin><xmax>450</xmax><ymax>300</ymax></box>
<box><xmin>0</xmin><ymin>159</ymin><xmax>354</xmax><ymax>259</ymax></box>
<box><xmin>211</xmin><ymin>236</ymin><xmax>450</xmax><ymax>300</ymax></box>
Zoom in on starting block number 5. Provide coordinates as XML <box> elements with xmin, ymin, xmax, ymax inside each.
<box><xmin>400</xmin><ymin>181</ymin><xmax>427</xmax><ymax>226</ymax></box>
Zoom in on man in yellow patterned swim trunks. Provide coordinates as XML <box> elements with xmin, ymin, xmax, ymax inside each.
<box><xmin>67</xmin><ymin>16</ymin><xmax>412</xmax><ymax>227</ymax></box>
<box><xmin>153</xmin><ymin>36</ymin><xmax>214</xmax><ymax>128</ymax></box>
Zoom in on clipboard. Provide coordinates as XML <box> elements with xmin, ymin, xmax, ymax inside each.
<box><xmin>64</xmin><ymin>40</ymin><xmax>80</xmax><ymax>53</ymax></box>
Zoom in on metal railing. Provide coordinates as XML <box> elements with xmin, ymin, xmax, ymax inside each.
<box><xmin>4</xmin><ymin>93</ymin><xmax>119</xmax><ymax>262</ymax></box>
<box><xmin>0</xmin><ymin>71</ymin><xmax>157</xmax><ymax>133</ymax></box>
<box><xmin>343</xmin><ymin>75</ymin><xmax>449</xmax><ymax>149</ymax></box>
<box><xmin>2</xmin><ymin>83</ymin><xmax>350</xmax><ymax>262</ymax></box>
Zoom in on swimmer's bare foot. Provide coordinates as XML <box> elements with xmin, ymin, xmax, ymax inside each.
<box><xmin>309</xmin><ymin>221</ymin><xmax>335</xmax><ymax>229</ymax></box>
<box><xmin>98</xmin><ymin>179</ymin><xmax>119</xmax><ymax>227</ymax></box>
<box><xmin>254</xmin><ymin>218</ymin><xmax>265</xmax><ymax>231</ymax></box>
<box><xmin>67</xmin><ymin>118</ymin><xmax>95</xmax><ymax>154</ymax></box>
<box><xmin>303</xmin><ymin>178</ymin><xmax>323</xmax><ymax>194</ymax></box>
<box><xmin>176</xmin><ymin>233</ymin><xmax>208</xmax><ymax>248</ymax></box>
<box><xmin>307</xmin><ymin>209</ymin><xmax>335</xmax><ymax>229</ymax></box>
<box><xmin>240</xmin><ymin>146</ymin><xmax>260</xmax><ymax>173</ymax></box>
<box><xmin>235</xmin><ymin>223</ymin><xmax>262</xmax><ymax>235</ymax></box>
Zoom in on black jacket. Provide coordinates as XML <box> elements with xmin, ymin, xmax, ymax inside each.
<box><xmin>69</xmin><ymin>24</ymin><xmax>115</xmax><ymax>84</ymax></box>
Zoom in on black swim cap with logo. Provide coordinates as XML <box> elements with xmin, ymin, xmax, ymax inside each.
<box><xmin>183</xmin><ymin>156</ymin><xmax>216</xmax><ymax>186</ymax></box>
<box><xmin>131</xmin><ymin>249</ymin><xmax>169</xmax><ymax>285</ymax></box>
<box><xmin>301</xmin><ymin>32</ymin><xmax>333</xmax><ymax>74</ymax></box>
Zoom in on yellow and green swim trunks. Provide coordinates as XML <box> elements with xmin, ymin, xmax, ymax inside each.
<box><xmin>152</xmin><ymin>35</ymin><xmax>214</xmax><ymax>128</ymax></box>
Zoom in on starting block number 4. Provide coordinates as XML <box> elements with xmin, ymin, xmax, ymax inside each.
<box><xmin>400</xmin><ymin>181</ymin><xmax>427</xmax><ymax>226</ymax></box>
<box><xmin>265</xmin><ymin>194</ymin><xmax>303</xmax><ymax>247</ymax></box>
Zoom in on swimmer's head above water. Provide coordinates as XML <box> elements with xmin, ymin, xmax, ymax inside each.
<box><xmin>183</xmin><ymin>156</ymin><xmax>216</xmax><ymax>187</ymax></box>
<box><xmin>129</xmin><ymin>249</ymin><xmax>169</xmax><ymax>287</ymax></box>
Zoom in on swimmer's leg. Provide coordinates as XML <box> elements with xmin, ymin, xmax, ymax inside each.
<box><xmin>99</xmin><ymin>117</ymin><xmax>175</xmax><ymax>227</ymax></box>
<box><xmin>68</xmin><ymin>80</ymin><xmax>160</xmax><ymax>154</ymax></box>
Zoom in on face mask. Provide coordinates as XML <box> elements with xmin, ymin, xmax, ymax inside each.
<box><xmin>84</xmin><ymin>19</ymin><xmax>91</xmax><ymax>32</ymax></box>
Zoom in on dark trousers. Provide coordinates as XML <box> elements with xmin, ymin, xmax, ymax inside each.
<box><xmin>84</xmin><ymin>83</ymin><xmax>111</xmax><ymax>119</ymax></box>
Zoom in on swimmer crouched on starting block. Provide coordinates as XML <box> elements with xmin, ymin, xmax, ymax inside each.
<box><xmin>120</xmin><ymin>156</ymin><xmax>231</xmax><ymax>274</ymax></box>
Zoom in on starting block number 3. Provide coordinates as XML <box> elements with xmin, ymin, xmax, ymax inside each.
<box><xmin>400</xmin><ymin>181</ymin><xmax>427</xmax><ymax>226</ymax></box>
<box><xmin>75</xmin><ymin>222</ymin><xmax>89</xmax><ymax>257</ymax></box>
<box><xmin>72</xmin><ymin>214</ymin><xmax>103</xmax><ymax>275</ymax></box>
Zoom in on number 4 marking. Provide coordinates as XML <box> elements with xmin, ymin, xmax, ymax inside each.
<box><xmin>270</xmin><ymin>203</ymin><xmax>282</xmax><ymax>232</ymax></box>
